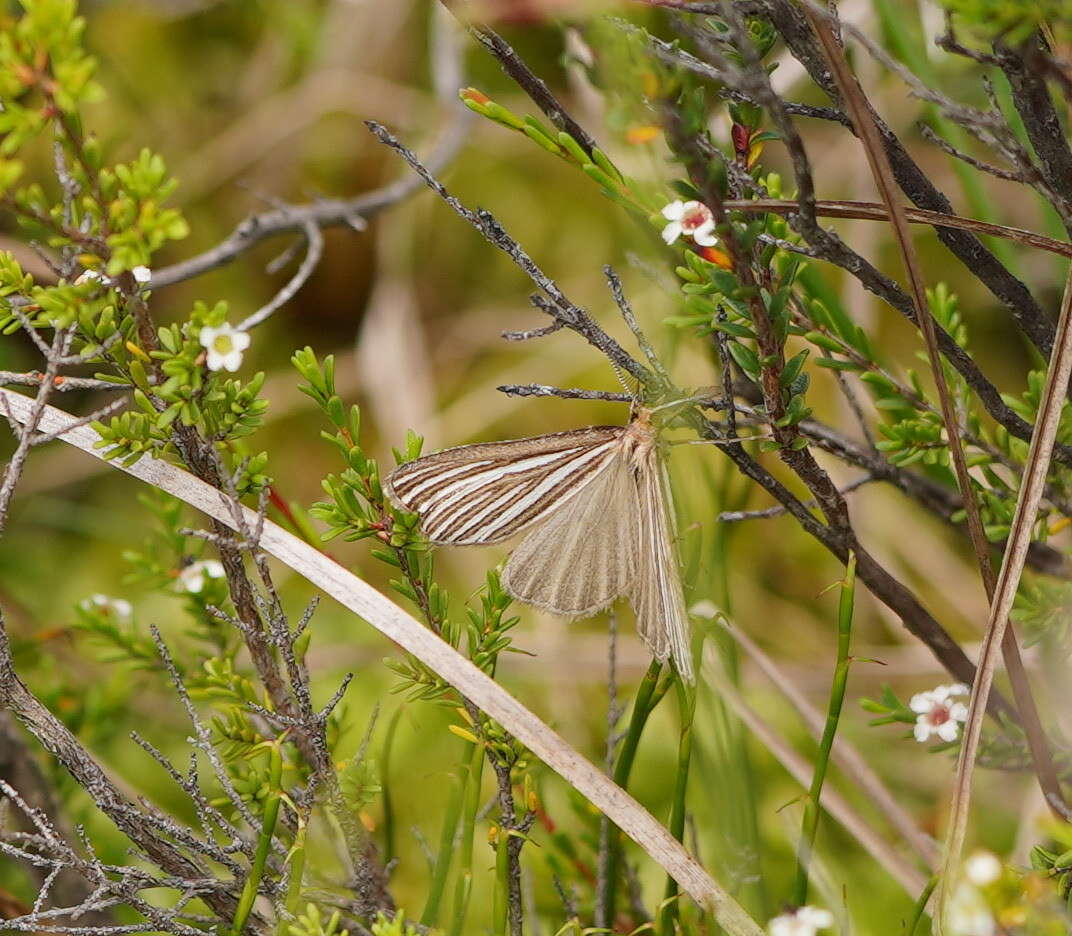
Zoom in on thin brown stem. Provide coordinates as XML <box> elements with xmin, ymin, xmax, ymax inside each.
<box><xmin>723</xmin><ymin>198</ymin><xmax>1072</xmax><ymax>258</ymax></box>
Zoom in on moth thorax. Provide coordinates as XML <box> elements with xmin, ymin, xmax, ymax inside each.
<box><xmin>622</xmin><ymin>411</ymin><xmax>657</xmax><ymax>467</ymax></box>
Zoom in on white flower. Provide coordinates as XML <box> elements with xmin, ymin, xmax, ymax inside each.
<box><xmin>177</xmin><ymin>559</ymin><xmax>225</xmax><ymax>594</ymax></box>
<box><xmin>910</xmin><ymin>683</ymin><xmax>970</xmax><ymax>743</ymax></box>
<box><xmin>75</xmin><ymin>269</ymin><xmax>106</xmax><ymax>285</ymax></box>
<box><xmin>768</xmin><ymin>906</ymin><xmax>834</xmax><ymax>936</ymax></box>
<box><xmin>199</xmin><ymin>323</ymin><xmax>251</xmax><ymax>372</ymax></box>
<box><xmin>661</xmin><ymin>199</ymin><xmax>718</xmax><ymax>247</ymax></box>
<box><xmin>79</xmin><ymin>594</ymin><xmax>132</xmax><ymax>622</ymax></box>
<box><xmin>132</xmin><ymin>265</ymin><xmax>152</xmax><ymax>285</ymax></box>
<box><xmin>947</xmin><ymin>882</ymin><xmax>995</xmax><ymax>936</ymax></box>
<box><xmin>964</xmin><ymin>850</ymin><xmax>1002</xmax><ymax>887</ymax></box>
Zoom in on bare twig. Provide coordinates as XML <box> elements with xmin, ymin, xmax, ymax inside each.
<box><xmin>237</xmin><ymin>221</ymin><xmax>324</xmax><ymax>331</ymax></box>
<box><xmin>722</xmin><ymin>198</ymin><xmax>1072</xmax><ymax>259</ymax></box>
<box><xmin>150</xmin><ymin>113</ymin><xmax>472</xmax><ymax>289</ymax></box>
<box><xmin>496</xmin><ymin>384</ymin><xmax>633</xmax><ymax>402</ymax></box>
<box><xmin>717</xmin><ymin>475</ymin><xmax>874</xmax><ymax>522</ymax></box>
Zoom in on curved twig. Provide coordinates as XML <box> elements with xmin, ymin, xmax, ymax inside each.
<box><xmin>723</xmin><ymin>198</ymin><xmax>1072</xmax><ymax>258</ymax></box>
<box><xmin>150</xmin><ymin>113</ymin><xmax>473</xmax><ymax>290</ymax></box>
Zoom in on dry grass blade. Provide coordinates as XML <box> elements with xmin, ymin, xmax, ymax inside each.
<box><xmin>799</xmin><ymin>0</ymin><xmax>1065</xmax><ymax>838</ymax></box>
<box><xmin>723</xmin><ymin>198</ymin><xmax>1072</xmax><ymax>258</ymax></box>
<box><xmin>0</xmin><ymin>389</ymin><xmax>765</xmax><ymax>936</ymax></box>
<box><xmin>938</xmin><ymin>265</ymin><xmax>1072</xmax><ymax>924</ymax></box>
<box><xmin>704</xmin><ymin>661</ymin><xmax>929</xmax><ymax>898</ymax></box>
<box><xmin>722</xmin><ymin>622</ymin><xmax>938</xmax><ymax>868</ymax></box>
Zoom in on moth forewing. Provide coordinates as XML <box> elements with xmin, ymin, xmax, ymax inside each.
<box><xmin>500</xmin><ymin>451</ymin><xmax>638</xmax><ymax>616</ymax></box>
<box><xmin>632</xmin><ymin>445</ymin><xmax>694</xmax><ymax>683</ymax></box>
<box><xmin>383</xmin><ymin>426</ymin><xmax>623</xmax><ymax>546</ymax></box>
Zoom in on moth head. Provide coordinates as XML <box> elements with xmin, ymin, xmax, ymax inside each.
<box><xmin>640</xmin><ymin>387</ymin><xmax>720</xmax><ymax>430</ymax></box>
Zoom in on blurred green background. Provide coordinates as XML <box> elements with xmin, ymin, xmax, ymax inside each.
<box><xmin>1</xmin><ymin>0</ymin><xmax>1066</xmax><ymax>930</ymax></box>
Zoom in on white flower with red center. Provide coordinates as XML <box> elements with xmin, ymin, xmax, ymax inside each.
<box><xmin>79</xmin><ymin>594</ymin><xmax>133</xmax><ymax>623</ymax></box>
<box><xmin>661</xmin><ymin>199</ymin><xmax>718</xmax><ymax>247</ymax></box>
<box><xmin>177</xmin><ymin>559</ymin><xmax>226</xmax><ymax>594</ymax></box>
<box><xmin>199</xmin><ymin>323</ymin><xmax>251</xmax><ymax>372</ymax></box>
<box><xmin>768</xmin><ymin>906</ymin><xmax>834</xmax><ymax>936</ymax></box>
<box><xmin>910</xmin><ymin>682</ymin><xmax>970</xmax><ymax>743</ymax></box>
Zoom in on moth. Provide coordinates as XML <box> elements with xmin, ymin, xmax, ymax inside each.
<box><xmin>383</xmin><ymin>406</ymin><xmax>694</xmax><ymax>682</ymax></box>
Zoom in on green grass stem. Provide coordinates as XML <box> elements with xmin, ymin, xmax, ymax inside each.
<box><xmin>792</xmin><ymin>553</ymin><xmax>856</xmax><ymax>906</ymax></box>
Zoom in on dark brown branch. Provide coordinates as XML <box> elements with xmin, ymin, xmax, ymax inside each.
<box><xmin>997</xmin><ymin>34</ymin><xmax>1072</xmax><ymax>237</ymax></box>
<box><xmin>442</xmin><ymin>1</ymin><xmax>601</xmax><ymax>158</ymax></box>
<box><xmin>750</xmin><ymin>0</ymin><xmax>1058</xmax><ymax>360</ymax></box>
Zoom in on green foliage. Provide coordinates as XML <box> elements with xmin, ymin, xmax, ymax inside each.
<box><xmin>1013</xmin><ymin>577</ymin><xmax>1072</xmax><ymax>655</ymax></box>
<box><xmin>369</xmin><ymin>911</ymin><xmax>422</xmax><ymax>936</ymax></box>
<box><xmin>942</xmin><ymin>0</ymin><xmax>1072</xmax><ymax>42</ymax></box>
<box><xmin>287</xmin><ymin>904</ymin><xmax>348</xmax><ymax>936</ymax></box>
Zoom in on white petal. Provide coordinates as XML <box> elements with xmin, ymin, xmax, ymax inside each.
<box><xmin>693</xmin><ymin>228</ymin><xmax>719</xmax><ymax>247</ymax></box>
<box><xmin>132</xmin><ymin>265</ymin><xmax>152</xmax><ymax>284</ymax></box>
<box><xmin>937</xmin><ymin>720</ymin><xmax>960</xmax><ymax>742</ymax></box>
<box><xmin>221</xmin><ymin>350</ymin><xmax>243</xmax><ymax>372</ymax></box>
<box><xmin>661</xmin><ymin>200</ymin><xmax>686</xmax><ymax>220</ymax></box>
<box><xmin>232</xmin><ymin>331</ymin><xmax>251</xmax><ymax>351</ymax></box>
<box><xmin>199</xmin><ymin>326</ymin><xmax>219</xmax><ymax>347</ymax></box>
<box><xmin>948</xmin><ymin>702</ymin><xmax>968</xmax><ymax>722</ymax></box>
<box><xmin>799</xmin><ymin>907</ymin><xmax>833</xmax><ymax>928</ymax></box>
<box><xmin>909</xmin><ymin>692</ymin><xmax>935</xmax><ymax>713</ymax></box>
<box><xmin>948</xmin><ymin>682</ymin><xmax>970</xmax><ymax>696</ymax></box>
<box><xmin>913</xmin><ymin>718</ymin><xmax>932</xmax><ymax>742</ymax></box>
<box><xmin>662</xmin><ymin>221</ymin><xmax>682</xmax><ymax>245</ymax></box>
<box><xmin>768</xmin><ymin>916</ymin><xmax>794</xmax><ymax>936</ymax></box>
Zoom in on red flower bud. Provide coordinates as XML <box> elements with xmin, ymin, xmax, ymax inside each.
<box><xmin>731</xmin><ymin>123</ymin><xmax>750</xmax><ymax>156</ymax></box>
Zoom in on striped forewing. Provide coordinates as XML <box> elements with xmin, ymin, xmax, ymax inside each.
<box><xmin>384</xmin><ymin>416</ymin><xmax>694</xmax><ymax>681</ymax></box>
<box><xmin>384</xmin><ymin>427</ymin><xmax>624</xmax><ymax>545</ymax></box>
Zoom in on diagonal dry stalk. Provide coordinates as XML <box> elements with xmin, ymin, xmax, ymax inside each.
<box><xmin>723</xmin><ymin>198</ymin><xmax>1072</xmax><ymax>258</ymax></box>
<box><xmin>937</xmin><ymin>265</ymin><xmax>1072</xmax><ymax>925</ymax></box>
<box><xmin>799</xmin><ymin>1</ymin><xmax>1065</xmax><ymax>828</ymax></box>
<box><xmin>704</xmin><ymin>661</ymin><xmax>929</xmax><ymax>898</ymax></box>
<box><xmin>0</xmin><ymin>388</ymin><xmax>765</xmax><ymax>936</ymax></box>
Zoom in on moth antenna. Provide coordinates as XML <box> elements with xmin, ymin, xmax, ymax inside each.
<box><xmin>670</xmin><ymin>432</ymin><xmax>775</xmax><ymax>446</ymax></box>
<box><xmin>603</xmin><ymin>265</ymin><xmax>671</xmax><ymax>385</ymax></box>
